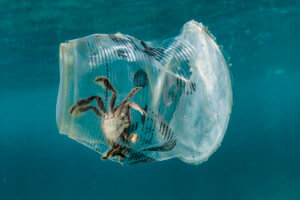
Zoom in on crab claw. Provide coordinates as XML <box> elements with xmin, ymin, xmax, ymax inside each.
<box><xmin>129</xmin><ymin>134</ymin><xmax>139</xmax><ymax>143</ymax></box>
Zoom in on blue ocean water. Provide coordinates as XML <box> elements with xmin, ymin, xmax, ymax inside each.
<box><xmin>0</xmin><ymin>0</ymin><xmax>299</xmax><ymax>199</ymax></box>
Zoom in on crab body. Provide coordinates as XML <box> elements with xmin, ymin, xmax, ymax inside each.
<box><xmin>69</xmin><ymin>76</ymin><xmax>145</xmax><ymax>160</ymax></box>
<box><xmin>101</xmin><ymin>112</ymin><xmax>130</xmax><ymax>145</ymax></box>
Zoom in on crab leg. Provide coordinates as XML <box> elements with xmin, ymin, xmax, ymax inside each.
<box><xmin>77</xmin><ymin>106</ymin><xmax>102</xmax><ymax>117</ymax></box>
<box><xmin>94</xmin><ymin>76</ymin><xmax>117</xmax><ymax>111</ymax></box>
<box><xmin>125</xmin><ymin>102</ymin><xmax>146</xmax><ymax>116</ymax></box>
<box><xmin>101</xmin><ymin>148</ymin><xmax>114</xmax><ymax>160</ymax></box>
<box><xmin>119</xmin><ymin>87</ymin><xmax>142</xmax><ymax>107</ymax></box>
<box><xmin>102</xmin><ymin>144</ymin><xmax>126</xmax><ymax>160</ymax></box>
<box><xmin>70</xmin><ymin>96</ymin><xmax>105</xmax><ymax>116</ymax></box>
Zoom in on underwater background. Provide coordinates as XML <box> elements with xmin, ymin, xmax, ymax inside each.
<box><xmin>0</xmin><ymin>0</ymin><xmax>299</xmax><ymax>199</ymax></box>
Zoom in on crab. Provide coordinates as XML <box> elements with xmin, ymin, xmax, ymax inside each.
<box><xmin>69</xmin><ymin>76</ymin><xmax>146</xmax><ymax>161</ymax></box>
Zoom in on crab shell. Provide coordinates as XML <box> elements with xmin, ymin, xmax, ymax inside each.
<box><xmin>101</xmin><ymin>112</ymin><xmax>130</xmax><ymax>145</ymax></box>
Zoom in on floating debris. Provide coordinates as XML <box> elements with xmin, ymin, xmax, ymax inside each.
<box><xmin>56</xmin><ymin>20</ymin><xmax>232</xmax><ymax>165</ymax></box>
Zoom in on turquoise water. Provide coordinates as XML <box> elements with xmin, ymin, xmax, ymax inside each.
<box><xmin>1</xmin><ymin>0</ymin><xmax>300</xmax><ymax>199</ymax></box>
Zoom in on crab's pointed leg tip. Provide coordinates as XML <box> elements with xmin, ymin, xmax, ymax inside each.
<box><xmin>101</xmin><ymin>156</ymin><xmax>108</xmax><ymax>160</ymax></box>
<box><xmin>94</xmin><ymin>76</ymin><xmax>103</xmax><ymax>83</ymax></box>
<box><xmin>140</xmin><ymin>110</ymin><xmax>146</xmax><ymax>116</ymax></box>
<box><xmin>69</xmin><ymin>106</ymin><xmax>79</xmax><ymax>117</ymax></box>
<box><xmin>96</xmin><ymin>76</ymin><xmax>106</xmax><ymax>80</ymax></box>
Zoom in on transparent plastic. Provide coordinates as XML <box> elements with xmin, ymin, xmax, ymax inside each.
<box><xmin>56</xmin><ymin>20</ymin><xmax>232</xmax><ymax>165</ymax></box>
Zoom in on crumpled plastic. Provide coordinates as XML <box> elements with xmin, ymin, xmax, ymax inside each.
<box><xmin>56</xmin><ymin>20</ymin><xmax>232</xmax><ymax>165</ymax></box>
